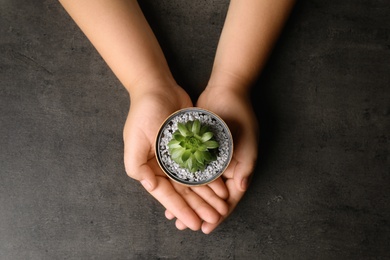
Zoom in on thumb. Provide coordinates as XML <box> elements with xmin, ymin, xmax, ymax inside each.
<box><xmin>233</xmin><ymin>161</ymin><xmax>255</xmax><ymax>192</ymax></box>
<box><xmin>137</xmin><ymin>164</ymin><xmax>158</xmax><ymax>192</ymax></box>
<box><xmin>124</xmin><ymin>153</ymin><xmax>158</xmax><ymax>192</ymax></box>
<box><xmin>123</xmin><ymin>132</ymin><xmax>158</xmax><ymax>192</ymax></box>
<box><xmin>232</xmin><ymin>130</ymin><xmax>258</xmax><ymax>192</ymax></box>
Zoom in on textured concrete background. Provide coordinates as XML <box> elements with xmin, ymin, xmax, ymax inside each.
<box><xmin>1</xmin><ymin>0</ymin><xmax>389</xmax><ymax>259</ymax></box>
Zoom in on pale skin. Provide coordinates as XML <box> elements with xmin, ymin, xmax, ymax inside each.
<box><xmin>59</xmin><ymin>0</ymin><xmax>295</xmax><ymax>234</ymax></box>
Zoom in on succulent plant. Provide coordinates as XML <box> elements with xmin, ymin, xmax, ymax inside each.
<box><xmin>168</xmin><ymin>119</ymin><xmax>219</xmax><ymax>172</ymax></box>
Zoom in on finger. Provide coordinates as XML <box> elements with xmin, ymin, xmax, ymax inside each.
<box><xmin>175</xmin><ymin>219</ymin><xmax>188</xmax><ymax>230</ymax></box>
<box><xmin>165</xmin><ymin>210</ymin><xmax>175</xmax><ymax>220</ymax></box>
<box><xmin>190</xmin><ymin>185</ymin><xmax>229</xmax><ymax>216</ymax></box>
<box><xmin>149</xmin><ymin>176</ymin><xmax>202</xmax><ymax>231</ymax></box>
<box><xmin>165</xmin><ymin>210</ymin><xmax>190</xmax><ymax>230</ymax></box>
<box><xmin>173</xmin><ymin>182</ymin><xmax>221</xmax><ymax>224</ymax></box>
<box><xmin>165</xmin><ymin>209</ymin><xmax>189</xmax><ymax>230</ymax></box>
<box><xmin>201</xmin><ymin>179</ymin><xmax>245</xmax><ymax>234</ymax></box>
<box><xmin>206</xmin><ymin>177</ymin><xmax>229</xmax><ymax>200</ymax></box>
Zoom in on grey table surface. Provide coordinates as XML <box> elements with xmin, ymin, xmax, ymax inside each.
<box><xmin>1</xmin><ymin>0</ymin><xmax>389</xmax><ymax>259</ymax></box>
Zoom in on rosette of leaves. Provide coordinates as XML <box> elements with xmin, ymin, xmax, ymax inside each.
<box><xmin>168</xmin><ymin>119</ymin><xmax>219</xmax><ymax>172</ymax></box>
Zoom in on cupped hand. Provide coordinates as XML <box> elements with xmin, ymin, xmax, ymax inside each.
<box><xmin>123</xmin><ymin>84</ymin><xmax>228</xmax><ymax>231</ymax></box>
<box><xmin>195</xmin><ymin>86</ymin><xmax>259</xmax><ymax>233</ymax></box>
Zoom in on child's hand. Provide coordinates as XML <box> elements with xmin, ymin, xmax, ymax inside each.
<box><xmin>123</xmin><ymin>84</ymin><xmax>228</xmax><ymax>231</ymax></box>
<box><xmin>195</xmin><ymin>86</ymin><xmax>259</xmax><ymax>234</ymax></box>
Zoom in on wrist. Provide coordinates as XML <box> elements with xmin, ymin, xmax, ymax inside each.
<box><xmin>125</xmin><ymin>73</ymin><xmax>178</xmax><ymax>100</ymax></box>
<box><xmin>128</xmin><ymin>78</ymin><xmax>191</xmax><ymax>113</ymax></box>
<box><xmin>206</xmin><ymin>68</ymin><xmax>253</xmax><ymax>96</ymax></box>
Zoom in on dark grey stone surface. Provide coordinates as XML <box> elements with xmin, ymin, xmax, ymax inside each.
<box><xmin>1</xmin><ymin>0</ymin><xmax>389</xmax><ymax>259</ymax></box>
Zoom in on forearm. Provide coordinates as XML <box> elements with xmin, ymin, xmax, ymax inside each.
<box><xmin>59</xmin><ymin>0</ymin><xmax>175</xmax><ymax>95</ymax></box>
<box><xmin>209</xmin><ymin>0</ymin><xmax>295</xmax><ymax>92</ymax></box>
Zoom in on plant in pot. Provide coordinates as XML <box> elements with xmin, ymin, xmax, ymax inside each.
<box><xmin>155</xmin><ymin>108</ymin><xmax>233</xmax><ymax>186</ymax></box>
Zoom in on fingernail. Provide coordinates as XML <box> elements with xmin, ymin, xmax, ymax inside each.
<box><xmin>140</xmin><ymin>180</ymin><xmax>152</xmax><ymax>191</ymax></box>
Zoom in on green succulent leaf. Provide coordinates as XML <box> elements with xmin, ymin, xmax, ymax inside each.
<box><xmin>203</xmin><ymin>151</ymin><xmax>212</xmax><ymax>161</ymax></box>
<box><xmin>187</xmin><ymin>156</ymin><xmax>193</xmax><ymax>170</ymax></box>
<box><xmin>178</xmin><ymin>123</ymin><xmax>189</xmax><ymax>137</ymax></box>
<box><xmin>192</xmin><ymin>120</ymin><xmax>201</xmax><ymax>135</ymax></box>
<box><xmin>201</xmin><ymin>132</ymin><xmax>214</xmax><ymax>142</ymax></box>
<box><xmin>181</xmin><ymin>149</ymin><xmax>191</xmax><ymax>162</ymax></box>
<box><xmin>197</xmin><ymin>144</ymin><xmax>208</xmax><ymax>152</ymax></box>
<box><xmin>194</xmin><ymin>150</ymin><xmax>204</xmax><ymax>164</ymax></box>
<box><xmin>199</xmin><ymin>125</ymin><xmax>209</xmax><ymax>135</ymax></box>
<box><xmin>171</xmin><ymin>147</ymin><xmax>185</xmax><ymax>159</ymax></box>
<box><xmin>204</xmin><ymin>140</ymin><xmax>219</xmax><ymax>149</ymax></box>
<box><xmin>168</xmin><ymin>139</ymin><xmax>181</xmax><ymax>149</ymax></box>
<box><xmin>173</xmin><ymin>133</ymin><xmax>185</xmax><ymax>142</ymax></box>
<box><xmin>185</xmin><ymin>121</ymin><xmax>193</xmax><ymax>131</ymax></box>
